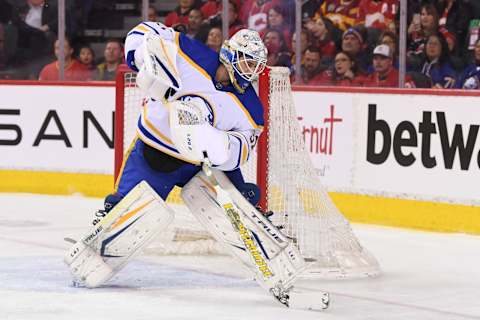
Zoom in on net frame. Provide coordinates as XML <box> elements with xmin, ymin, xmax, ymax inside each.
<box><xmin>114</xmin><ymin>65</ymin><xmax>381</xmax><ymax>278</ymax></box>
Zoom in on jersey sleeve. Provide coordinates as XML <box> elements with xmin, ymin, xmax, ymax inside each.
<box><xmin>215</xmin><ymin>128</ymin><xmax>261</xmax><ymax>171</ymax></box>
<box><xmin>124</xmin><ymin>22</ymin><xmax>177</xmax><ymax>72</ymax></box>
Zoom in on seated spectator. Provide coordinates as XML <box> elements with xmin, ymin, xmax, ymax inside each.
<box><xmin>165</xmin><ymin>0</ymin><xmax>200</xmax><ymax>28</ymax></box>
<box><xmin>78</xmin><ymin>45</ymin><xmax>95</xmax><ymax>71</ymax></box>
<box><xmin>300</xmin><ymin>46</ymin><xmax>327</xmax><ymax>85</ymax></box>
<box><xmin>263</xmin><ymin>6</ymin><xmax>292</xmax><ymax>49</ymax></box>
<box><xmin>147</xmin><ymin>5</ymin><xmax>159</xmax><ymax>22</ymax></box>
<box><xmin>186</xmin><ymin>8</ymin><xmax>204</xmax><ymax>39</ymax></box>
<box><xmin>457</xmin><ymin>39</ymin><xmax>480</xmax><ymax>89</ymax></box>
<box><xmin>263</xmin><ymin>29</ymin><xmax>292</xmax><ymax>68</ymax></box>
<box><xmin>341</xmin><ymin>26</ymin><xmax>369</xmax><ymax>71</ymax></box>
<box><xmin>366</xmin><ymin>29</ymin><xmax>398</xmax><ymax>73</ymax></box>
<box><xmin>39</xmin><ymin>38</ymin><xmax>90</xmax><ymax>81</ymax></box>
<box><xmin>205</xmin><ymin>26</ymin><xmax>222</xmax><ymax>52</ymax></box>
<box><xmin>291</xmin><ymin>28</ymin><xmax>310</xmax><ymax>65</ymax></box>
<box><xmin>365</xmin><ymin>44</ymin><xmax>413</xmax><ymax>87</ymax></box>
<box><xmin>240</xmin><ymin>0</ymin><xmax>281</xmax><ymax>32</ymax></box>
<box><xmin>305</xmin><ymin>14</ymin><xmax>336</xmax><ymax>63</ymax></box>
<box><xmin>357</xmin><ymin>0</ymin><xmax>398</xmax><ymax>31</ymax></box>
<box><xmin>419</xmin><ymin>33</ymin><xmax>456</xmax><ymax>89</ymax></box>
<box><xmin>316</xmin><ymin>51</ymin><xmax>366</xmax><ymax>86</ymax></box>
<box><xmin>94</xmin><ymin>39</ymin><xmax>124</xmax><ymax>81</ymax></box>
<box><xmin>318</xmin><ymin>0</ymin><xmax>359</xmax><ymax>31</ymax></box>
<box><xmin>407</xmin><ymin>3</ymin><xmax>439</xmax><ymax>65</ymax></box>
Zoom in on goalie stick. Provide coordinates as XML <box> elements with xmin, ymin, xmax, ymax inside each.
<box><xmin>200</xmin><ymin>156</ymin><xmax>330</xmax><ymax>311</ymax></box>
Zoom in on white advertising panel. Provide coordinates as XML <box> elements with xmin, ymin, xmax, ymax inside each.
<box><xmin>354</xmin><ymin>93</ymin><xmax>480</xmax><ymax>202</ymax></box>
<box><xmin>293</xmin><ymin>89</ymin><xmax>480</xmax><ymax>204</ymax></box>
<box><xmin>0</xmin><ymin>85</ymin><xmax>115</xmax><ymax>174</ymax></box>
<box><xmin>293</xmin><ymin>91</ymin><xmax>355</xmax><ymax>190</ymax></box>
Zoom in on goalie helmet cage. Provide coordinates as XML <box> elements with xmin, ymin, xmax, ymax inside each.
<box><xmin>114</xmin><ymin>65</ymin><xmax>380</xmax><ymax>278</ymax></box>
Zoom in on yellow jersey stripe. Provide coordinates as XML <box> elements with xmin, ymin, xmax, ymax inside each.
<box><xmin>137</xmin><ymin>133</ymin><xmax>200</xmax><ymax>165</ymax></box>
<box><xmin>142</xmin><ymin>104</ymin><xmax>174</xmax><ymax>145</ymax></box>
<box><xmin>134</xmin><ymin>25</ymin><xmax>150</xmax><ymax>33</ymax></box>
<box><xmin>159</xmin><ymin>38</ymin><xmax>179</xmax><ymax>80</ymax></box>
<box><xmin>227</xmin><ymin>92</ymin><xmax>263</xmax><ymax>129</ymax></box>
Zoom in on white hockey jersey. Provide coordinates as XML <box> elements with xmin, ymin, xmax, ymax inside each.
<box><xmin>124</xmin><ymin>22</ymin><xmax>264</xmax><ymax>171</ymax></box>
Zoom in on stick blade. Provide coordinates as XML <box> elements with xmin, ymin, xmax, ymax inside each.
<box><xmin>288</xmin><ymin>289</ymin><xmax>330</xmax><ymax>311</ymax></box>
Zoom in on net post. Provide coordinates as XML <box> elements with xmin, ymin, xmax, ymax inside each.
<box><xmin>114</xmin><ymin>64</ymin><xmax>128</xmax><ymax>182</ymax></box>
<box><xmin>257</xmin><ymin>67</ymin><xmax>271</xmax><ymax>211</ymax></box>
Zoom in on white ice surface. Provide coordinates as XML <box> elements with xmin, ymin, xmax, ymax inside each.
<box><xmin>0</xmin><ymin>193</ymin><xmax>479</xmax><ymax>320</ymax></box>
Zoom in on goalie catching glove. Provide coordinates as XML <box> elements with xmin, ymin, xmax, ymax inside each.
<box><xmin>135</xmin><ymin>30</ymin><xmax>182</xmax><ymax>101</ymax></box>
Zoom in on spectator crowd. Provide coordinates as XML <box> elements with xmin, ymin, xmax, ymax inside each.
<box><xmin>1</xmin><ymin>0</ymin><xmax>480</xmax><ymax>89</ymax></box>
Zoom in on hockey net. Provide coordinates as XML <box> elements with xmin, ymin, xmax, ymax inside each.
<box><xmin>115</xmin><ymin>65</ymin><xmax>380</xmax><ymax>278</ymax></box>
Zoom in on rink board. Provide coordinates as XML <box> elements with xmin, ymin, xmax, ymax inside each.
<box><xmin>0</xmin><ymin>82</ymin><xmax>479</xmax><ymax>233</ymax></box>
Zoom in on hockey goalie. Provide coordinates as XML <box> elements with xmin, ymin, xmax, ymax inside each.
<box><xmin>64</xmin><ymin>21</ymin><xmax>329</xmax><ymax>311</ymax></box>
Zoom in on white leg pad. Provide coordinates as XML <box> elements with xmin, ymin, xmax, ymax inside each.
<box><xmin>64</xmin><ymin>181</ymin><xmax>174</xmax><ymax>288</ymax></box>
<box><xmin>180</xmin><ymin>170</ymin><xmax>306</xmax><ymax>291</ymax></box>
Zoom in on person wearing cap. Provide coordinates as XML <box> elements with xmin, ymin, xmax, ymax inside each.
<box><xmin>341</xmin><ymin>26</ymin><xmax>369</xmax><ymax>71</ymax></box>
<box><xmin>366</xmin><ymin>44</ymin><xmax>400</xmax><ymax>87</ymax></box>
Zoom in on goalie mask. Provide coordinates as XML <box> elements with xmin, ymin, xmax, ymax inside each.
<box><xmin>219</xmin><ymin>29</ymin><xmax>268</xmax><ymax>93</ymax></box>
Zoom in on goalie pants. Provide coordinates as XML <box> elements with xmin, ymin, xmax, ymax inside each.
<box><xmin>114</xmin><ymin>139</ymin><xmax>247</xmax><ymax>201</ymax></box>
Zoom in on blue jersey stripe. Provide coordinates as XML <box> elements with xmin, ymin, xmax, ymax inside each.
<box><xmin>127</xmin><ymin>31</ymin><xmax>145</xmax><ymax>37</ymax></box>
<box><xmin>154</xmin><ymin>56</ymin><xmax>179</xmax><ymax>89</ymax></box>
<box><xmin>142</xmin><ymin>22</ymin><xmax>160</xmax><ymax>34</ymax></box>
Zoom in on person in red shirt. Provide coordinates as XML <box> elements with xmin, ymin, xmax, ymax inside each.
<box><xmin>365</xmin><ymin>44</ymin><xmax>398</xmax><ymax>87</ymax></box>
<box><xmin>39</xmin><ymin>38</ymin><xmax>90</xmax><ymax>81</ymax></box>
<box><xmin>366</xmin><ymin>44</ymin><xmax>414</xmax><ymax>87</ymax></box>
<box><xmin>165</xmin><ymin>0</ymin><xmax>199</xmax><ymax>28</ymax></box>
<box><xmin>357</xmin><ymin>0</ymin><xmax>398</xmax><ymax>31</ymax></box>
<box><xmin>300</xmin><ymin>46</ymin><xmax>327</xmax><ymax>85</ymax></box>
<box><xmin>305</xmin><ymin>14</ymin><xmax>336</xmax><ymax>61</ymax></box>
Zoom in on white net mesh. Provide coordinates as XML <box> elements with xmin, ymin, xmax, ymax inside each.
<box><xmin>117</xmin><ymin>67</ymin><xmax>380</xmax><ymax>277</ymax></box>
<box><xmin>264</xmin><ymin>68</ymin><xmax>380</xmax><ymax>278</ymax></box>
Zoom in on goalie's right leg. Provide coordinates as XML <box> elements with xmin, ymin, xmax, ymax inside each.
<box><xmin>64</xmin><ymin>181</ymin><xmax>174</xmax><ymax>288</ymax></box>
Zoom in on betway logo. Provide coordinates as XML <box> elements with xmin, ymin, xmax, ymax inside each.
<box><xmin>367</xmin><ymin>104</ymin><xmax>479</xmax><ymax>170</ymax></box>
